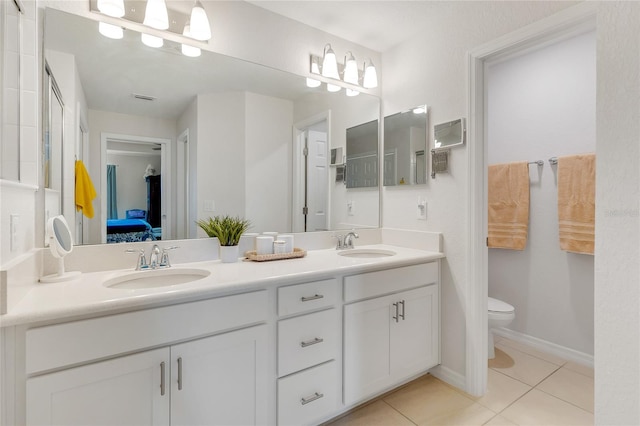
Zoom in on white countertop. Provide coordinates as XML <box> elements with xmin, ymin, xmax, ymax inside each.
<box><xmin>0</xmin><ymin>244</ymin><xmax>444</xmax><ymax>327</ymax></box>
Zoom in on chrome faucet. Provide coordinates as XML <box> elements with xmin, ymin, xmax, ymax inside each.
<box><xmin>335</xmin><ymin>231</ymin><xmax>359</xmax><ymax>250</ymax></box>
<box><xmin>126</xmin><ymin>245</ymin><xmax>178</xmax><ymax>270</ymax></box>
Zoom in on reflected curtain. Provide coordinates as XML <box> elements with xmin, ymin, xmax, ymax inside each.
<box><xmin>107</xmin><ymin>164</ymin><xmax>118</xmax><ymax>219</ymax></box>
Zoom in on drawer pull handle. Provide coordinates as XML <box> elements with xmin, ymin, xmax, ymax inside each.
<box><xmin>301</xmin><ymin>392</ymin><xmax>324</xmax><ymax>405</ymax></box>
<box><xmin>392</xmin><ymin>302</ymin><xmax>399</xmax><ymax>323</ymax></box>
<box><xmin>160</xmin><ymin>362</ymin><xmax>166</xmax><ymax>396</ymax></box>
<box><xmin>177</xmin><ymin>357</ymin><xmax>183</xmax><ymax>390</ymax></box>
<box><xmin>399</xmin><ymin>300</ymin><xmax>406</xmax><ymax>320</ymax></box>
<box><xmin>300</xmin><ymin>337</ymin><xmax>324</xmax><ymax>348</ymax></box>
<box><xmin>301</xmin><ymin>294</ymin><xmax>324</xmax><ymax>302</ymax></box>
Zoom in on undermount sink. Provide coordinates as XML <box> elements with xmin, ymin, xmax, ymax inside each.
<box><xmin>338</xmin><ymin>249</ymin><xmax>397</xmax><ymax>258</ymax></box>
<box><xmin>103</xmin><ymin>268</ymin><xmax>211</xmax><ymax>290</ymax></box>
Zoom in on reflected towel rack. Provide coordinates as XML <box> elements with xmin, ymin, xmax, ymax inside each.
<box><xmin>549</xmin><ymin>157</ymin><xmax>558</xmax><ymax>166</ymax></box>
<box><xmin>528</xmin><ymin>160</ymin><xmax>544</xmax><ymax>167</ymax></box>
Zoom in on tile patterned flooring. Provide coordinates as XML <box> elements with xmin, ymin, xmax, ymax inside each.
<box><xmin>328</xmin><ymin>336</ymin><xmax>594</xmax><ymax>426</ymax></box>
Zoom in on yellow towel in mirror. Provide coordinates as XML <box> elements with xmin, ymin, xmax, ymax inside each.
<box><xmin>75</xmin><ymin>160</ymin><xmax>97</xmax><ymax>219</ymax></box>
<box><xmin>557</xmin><ymin>154</ymin><xmax>595</xmax><ymax>255</ymax></box>
<box><xmin>488</xmin><ymin>162</ymin><xmax>530</xmax><ymax>250</ymax></box>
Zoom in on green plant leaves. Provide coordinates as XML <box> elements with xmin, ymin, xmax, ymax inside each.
<box><xmin>195</xmin><ymin>215</ymin><xmax>251</xmax><ymax>246</ymax></box>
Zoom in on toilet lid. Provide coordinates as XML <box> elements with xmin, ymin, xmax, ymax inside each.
<box><xmin>488</xmin><ymin>297</ymin><xmax>515</xmax><ymax>313</ymax></box>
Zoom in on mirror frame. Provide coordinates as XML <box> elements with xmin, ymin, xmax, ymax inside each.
<box><xmin>383</xmin><ymin>105</ymin><xmax>429</xmax><ymax>186</ymax></box>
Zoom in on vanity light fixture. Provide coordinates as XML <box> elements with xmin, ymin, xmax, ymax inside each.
<box><xmin>141</xmin><ymin>32</ymin><xmax>163</xmax><ymax>48</ymax></box>
<box><xmin>143</xmin><ymin>0</ymin><xmax>169</xmax><ymax>30</ymax></box>
<box><xmin>343</xmin><ymin>52</ymin><xmax>359</xmax><ymax>85</ymax></box>
<box><xmin>362</xmin><ymin>58</ymin><xmax>378</xmax><ymax>89</ymax></box>
<box><xmin>97</xmin><ymin>0</ymin><xmax>124</xmax><ymax>17</ymax></box>
<box><xmin>98</xmin><ymin>21</ymin><xmax>124</xmax><ymax>39</ymax></box>
<box><xmin>321</xmin><ymin>44</ymin><xmax>340</xmax><ymax>79</ymax></box>
<box><xmin>181</xmin><ymin>24</ymin><xmax>201</xmax><ymax>57</ymax></box>
<box><xmin>306</xmin><ymin>57</ymin><xmax>321</xmax><ymax>88</ymax></box>
<box><xmin>189</xmin><ymin>0</ymin><xmax>211</xmax><ymax>41</ymax></box>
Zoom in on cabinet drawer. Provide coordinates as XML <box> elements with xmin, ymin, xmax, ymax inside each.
<box><xmin>278</xmin><ymin>278</ymin><xmax>338</xmax><ymax>317</ymax></box>
<box><xmin>278</xmin><ymin>309</ymin><xmax>338</xmax><ymax>377</ymax></box>
<box><xmin>26</xmin><ymin>290</ymin><xmax>267</xmax><ymax>375</ymax></box>
<box><xmin>278</xmin><ymin>361</ymin><xmax>338</xmax><ymax>426</ymax></box>
<box><xmin>344</xmin><ymin>262</ymin><xmax>438</xmax><ymax>302</ymax></box>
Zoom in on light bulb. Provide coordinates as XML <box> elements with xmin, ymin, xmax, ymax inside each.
<box><xmin>327</xmin><ymin>83</ymin><xmax>341</xmax><ymax>93</ymax></box>
<box><xmin>97</xmin><ymin>0</ymin><xmax>124</xmax><ymax>17</ymax></box>
<box><xmin>143</xmin><ymin>0</ymin><xmax>169</xmax><ymax>30</ymax></box>
<box><xmin>343</xmin><ymin>52</ymin><xmax>359</xmax><ymax>85</ymax></box>
<box><xmin>190</xmin><ymin>1</ymin><xmax>212</xmax><ymax>41</ymax></box>
<box><xmin>363</xmin><ymin>59</ymin><xmax>378</xmax><ymax>89</ymax></box>
<box><xmin>141</xmin><ymin>33</ymin><xmax>163</xmax><ymax>48</ymax></box>
<box><xmin>181</xmin><ymin>24</ymin><xmax>201</xmax><ymax>57</ymax></box>
<box><xmin>322</xmin><ymin>44</ymin><xmax>339</xmax><ymax>79</ymax></box>
<box><xmin>98</xmin><ymin>22</ymin><xmax>123</xmax><ymax>39</ymax></box>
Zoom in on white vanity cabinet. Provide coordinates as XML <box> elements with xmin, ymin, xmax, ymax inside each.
<box><xmin>24</xmin><ymin>291</ymin><xmax>268</xmax><ymax>426</ymax></box>
<box><xmin>343</xmin><ymin>263</ymin><xmax>440</xmax><ymax>405</ymax></box>
<box><xmin>276</xmin><ymin>279</ymin><xmax>340</xmax><ymax>426</ymax></box>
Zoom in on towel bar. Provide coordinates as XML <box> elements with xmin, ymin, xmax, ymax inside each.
<box><xmin>528</xmin><ymin>160</ymin><xmax>544</xmax><ymax>167</ymax></box>
<box><xmin>549</xmin><ymin>157</ymin><xmax>558</xmax><ymax>166</ymax></box>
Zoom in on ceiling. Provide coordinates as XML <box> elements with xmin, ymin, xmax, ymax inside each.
<box><xmin>244</xmin><ymin>1</ymin><xmax>435</xmax><ymax>52</ymax></box>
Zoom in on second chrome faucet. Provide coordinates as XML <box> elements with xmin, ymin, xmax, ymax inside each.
<box><xmin>335</xmin><ymin>231</ymin><xmax>359</xmax><ymax>250</ymax></box>
<box><xmin>127</xmin><ymin>244</ymin><xmax>179</xmax><ymax>270</ymax></box>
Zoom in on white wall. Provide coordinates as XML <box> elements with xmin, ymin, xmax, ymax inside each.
<box><xmin>106</xmin><ymin>152</ymin><xmax>160</xmax><ymax>219</ymax></box>
<box><xmin>487</xmin><ymin>31</ymin><xmax>595</xmax><ymax>355</ymax></box>
<box><xmin>177</xmin><ymin>98</ymin><xmax>198</xmax><ymax>238</ymax></box>
<box><xmin>381</xmin><ymin>0</ymin><xmax>580</xmax><ymax>378</ymax></box>
<box><xmin>87</xmin><ymin>109</ymin><xmax>177</xmax><ymax>243</ymax></box>
<box><xmin>244</xmin><ymin>92</ymin><xmax>293</xmax><ymax>233</ymax></box>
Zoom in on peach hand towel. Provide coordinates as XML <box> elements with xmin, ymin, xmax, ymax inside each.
<box><xmin>557</xmin><ymin>154</ymin><xmax>595</xmax><ymax>255</ymax></box>
<box><xmin>75</xmin><ymin>160</ymin><xmax>97</xmax><ymax>219</ymax></box>
<box><xmin>488</xmin><ymin>162</ymin><xmax>530</xmax><ymax>250</ymax></box>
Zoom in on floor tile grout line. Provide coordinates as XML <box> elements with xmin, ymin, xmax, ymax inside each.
<box><xmin>381</xmin><ymin>399</ymin><xmax>418</xmax><ymax>425</ymax></box>
<box><xmin>535</xmin><ymin>386</ymin><xmax>595</xmax><ymax>414</ymax></box>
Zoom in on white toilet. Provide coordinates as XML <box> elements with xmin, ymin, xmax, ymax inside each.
<box><xmin>488</xmin><ymin>297</ymin><xmax>515</xmax><ymax>359</ymax></box>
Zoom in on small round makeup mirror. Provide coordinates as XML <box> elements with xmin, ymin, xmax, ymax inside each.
<box><xmin>40</xmin><ymin>215</ymin><xmax>81</xmax><ymax>283</ymax></box>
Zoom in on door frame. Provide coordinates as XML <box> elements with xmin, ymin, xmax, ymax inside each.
<box><xmin>465</xmin><ymin>2</ymin><xmax>596</xmax><ymax>396</ymax></box>
<box><xmin>100</xmin><ymin>133</ymin><xmax>172</xmax><ymax>243</ymax></box>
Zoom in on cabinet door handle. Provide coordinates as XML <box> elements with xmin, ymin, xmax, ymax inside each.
<box><xmin>300</xmin><ymin>337</ymin><xmax>324</xmax><ymax>348</ymax></box>
<box><xmin>300</xmin><ymin>392</ymin><xmax>324</xmax><ymax>405</ymax></box>
<box><xmin>392</xmin><ymin>302</ymin><xmax>399</xmax><ymax>322</ymax></box>
<box><xmin>399</xmin><ymin>300</ymin><xmax>406</xmax><ymax>320</ymax></box>
<box><xmin>177</xmin><ymin>357</ymin><xmax>183</xmax><ymax>391</ymax></box>
<box><xmin>301</xmin><ymin>294</ymin><xmax>323</xmax><ymax>302</ymax></box>
<box><xmin>160</xmin><ymin>362</ymin><xmax>166</xmax><ymax>396</ymax></box>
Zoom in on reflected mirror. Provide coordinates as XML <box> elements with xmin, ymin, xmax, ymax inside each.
<box><xmin>43</xmin><ymin>8</ymin><xmax>380</xmax><ymax>245</ymax></box>
<box><xmin>434</xmin><ymin>118</ymin><xmax>465</xmax><ymax>150</ymax></box>
<box><xmin>383</xmin><ymin>105</ymin><xmax>428</xmax><ymax>186</ymax></box>
<box><xmin>346</xmin><ymin>120</ymin><xmax>379</xmax><ymax>189</ymax></box>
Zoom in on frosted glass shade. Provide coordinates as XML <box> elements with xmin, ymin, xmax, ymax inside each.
<box><xmin>343</xmin><ymin>53</ymin><xmax>359</xmax><ymax>85</ymax></box>
<box><xmin>143</xmin><ymin>0</ymin><xmax>169</xmax><ymax>30</ymax></box>
<box><xmin>363</xmin><ymin>60</ymin><xmax>378</xmax><ymax>89</ymax></box>
<box><xmin>190</xmin><ymin>1</ymin><xmax>212</xmax><ymax>41</ymax></box>
<box><xmin>98</xmin><ymin>22</ymin><xmax>123</xmax><ymax>39</ymax></box>
<box><xmin>322</xmin><ymin>45</ymin><xmax>339</xmax><ymax>79</ymax></box>
<box><xmin>141</xmin><ymin>33</ymin><xmax>163</xmax><ymax>48</ymax></box>
<box><xmin>97</xmin><ymin>0</ymin><xmax>125</xmax><ymax>17</ymax></box>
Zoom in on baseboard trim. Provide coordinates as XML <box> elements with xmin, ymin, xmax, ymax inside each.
<box><xmin>429</xmin><ymin>365</ymin><xmax>467</xmax><ymax>391</ymax></box>
<box><xmin>493</xmin><ymin>327</ymin><xmax>594</xmax><ymax>368</ymax></box>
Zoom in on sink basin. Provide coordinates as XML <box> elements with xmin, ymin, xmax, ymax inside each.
<box><xmin>338</xmin><ymin>249</ymin><xmax>397</xmax><ymax>258</ymax></box>
<box><xmin>104</xmin><ymin>268</ymin><xmax>211</xmax><ymax>290</ymax></box>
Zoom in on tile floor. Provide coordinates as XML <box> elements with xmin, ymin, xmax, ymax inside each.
<box><xmin>328</xmin><ymin>336</ymin><xmax>594</xmax><ymax>426</ymax></box>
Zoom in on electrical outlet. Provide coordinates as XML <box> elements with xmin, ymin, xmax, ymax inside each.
<box><xmin>347</xmin><ymin>200</ymin><xmax>355</xmax><ymax>216</ymax></box>
<box><xmin>203</xmin><ymin>200</ymin><xmax>215</xmax><ymax>212</ymax></box>
<box><xmin>417</xmin><ymin>199</ymin><xmax>427</xmax><ymax>220</ymax></box>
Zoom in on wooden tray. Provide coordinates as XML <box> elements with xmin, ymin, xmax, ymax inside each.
<box><xmin>245</xmin><ymin>248</ymin><xmax>307</xmax><ymax>262</ymax></box>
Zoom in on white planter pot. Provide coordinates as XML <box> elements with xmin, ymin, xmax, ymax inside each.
<box><xmin>219</xmin><ymin>245</ymin><xmax>240</xmax><ymax>263</ymax></box>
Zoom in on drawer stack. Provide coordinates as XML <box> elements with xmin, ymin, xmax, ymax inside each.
<box><xmin>276</xmin><ymin>278</ymin><xmax>339</xmax><ymax>426</ymax></box>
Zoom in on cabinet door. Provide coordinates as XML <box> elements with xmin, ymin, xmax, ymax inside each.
<box><xmin>390</xmin><ymin>285</ymin><xmax>439</xmax><ymax>379</ymax></box>
<box><xmin>170</xmin><ymin>324</ymin><xmax>268</xmax><ymax>426</ymax></box>
<box><xmin>26</xmin><ymin>348</ymin><xmax>170</xmax><ymax>426</ymax></box>
<box><xmin>343</xmin><ymin>293</ymin><xmax>395</xmax><ymax>405</ymax></box>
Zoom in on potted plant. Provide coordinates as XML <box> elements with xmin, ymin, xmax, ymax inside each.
<box><xmin>196</xmin><ymin>215</ymin><xmax>251</xmax><ymax>263</ymax></box>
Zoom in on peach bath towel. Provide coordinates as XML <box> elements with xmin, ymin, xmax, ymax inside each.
<box><xmin>488</xmin><ymin>162</ymin><xmax>530</xmax><ymax>250</ymax></box>
<box><xmin>557</xmin><ymin>154</ymin><xmax>595</xmax><ymax>255</ymax></box>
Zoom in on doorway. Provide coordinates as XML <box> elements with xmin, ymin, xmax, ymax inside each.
<box><xmin>292</xmin><ymin>112</ymin><xmax>331</xmax><ymax>232</ymax></box>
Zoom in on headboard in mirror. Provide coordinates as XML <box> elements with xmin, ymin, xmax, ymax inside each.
<box><xmin>383</xmin><ymin>105</ymin><xmax>428</xmax><ymax>186</ymax></box>
<box><xmin>43</xmin><ymin>8</ymin><xmax>381</xmax><ymax>246</ymax></box>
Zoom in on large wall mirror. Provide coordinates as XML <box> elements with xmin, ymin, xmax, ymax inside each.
<box><xmin>43</xmin><ymin>8</ymin><xmax>380</xmax><ymax>246</ymax></box>
<box><xmin>383</xmin><ymin>105</ymin><xmax>428</xmax><ymax>186</ymax></box>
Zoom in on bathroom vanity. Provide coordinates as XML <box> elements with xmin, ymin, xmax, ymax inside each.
<box><xmin>0</xmin><ymin>243</ymin><xmax>442</xmax><ymax>425</ymax></box>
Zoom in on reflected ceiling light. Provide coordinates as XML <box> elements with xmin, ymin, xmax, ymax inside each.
<box><xmin>363</xmin><ymin>59</ymin><xmax>378</xmax><ymax>89</ymax></box>
<box><xmin>97</xmin><ymin>0</ymin><xmax>125</xmax><ymax>17</ymax></box>
<box><xmin>346</xmin><ymin>88</ymin><xmax>360</xmax><ymax>97</ymax></box>
<box><xmin>413</xmin><ymin>106</ymin><xmax>427</xmax><ymax>114</ymax></box>
<box><xmin>141</xmin><ymin>32</ymin><xmax>163</xmax><ymax>48</ymax></box>
<box><xmin>181</xmin><ymin>24</ymin><xmax>201</xmax><ymax>57</ymax></box>
<box><xmin>189</xmin><ymin>0</ymin><xmax>212</xmax><ymax>41</ymax></box>
<box><xmin>306</xmin><ymin>57</ymin><xmax>321</xmax><ymax>88</ymax></box>
<box><xmin>327</xmin><ymin>83</ymin><xmax>341</xmax><ymax>93</ymax></box>
<box><xmin>321</xmin><ymin>44</ymin><xmax>339</xmax><ymax>79</ymax></box>
<box><xmin>343</xmin><ymin>52</ymin><xmax>359</xmax><ymax>85</ymax></box>
<box><xmin>98</xmin><ymin>21</ymin><xmax>124</xmax><ymax>39</ymax></box>
<box><xmin>143</xmin><ymin>0</ymin><xmax>169</xmax><ymax>30</ymax></box>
